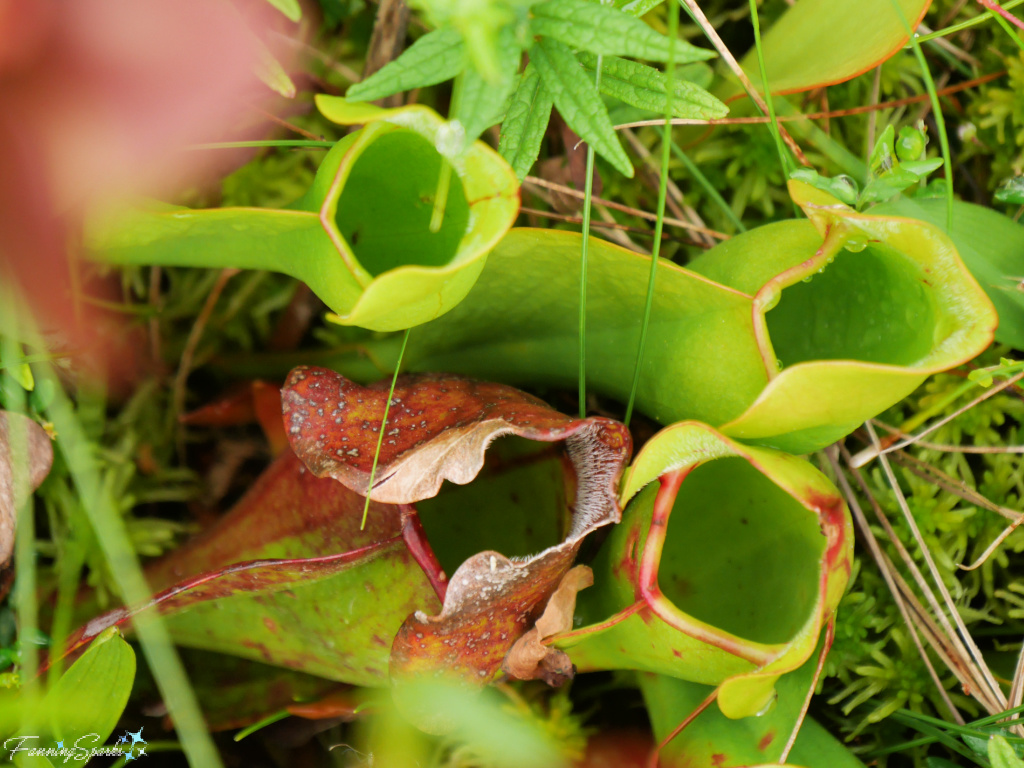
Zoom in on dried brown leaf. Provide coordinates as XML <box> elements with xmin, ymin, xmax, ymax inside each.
<box><xmin>502</xmin><ymin>564</ymin><xmax>594</xmax><ymax>685</ymax></box>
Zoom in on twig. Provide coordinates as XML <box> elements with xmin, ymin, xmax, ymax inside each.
<box><xmin>872</xmin><ymin>419</ymin><xmax>1024</xmax><ymax>454</ymax></box>
<box><xmin>829</xmin><ymin>445</ymin><xmax>965</xmax><ymax>723</ymax></box>
<box><xmin>675</xmin><ymin>0</ymin><xmax>808</xmax><ymax>165</ymax></box>
<box><xmin>613</xmin><ymin>71</ymin><xmax>1005</xmax><ymax>131</ymax></box>
<box><xmin>363</xmin><ymin>0</ymin><xmax>411</xmax><ymax>108</ymax></box>
<box><xmin>889</xmin><ymin>449</ymin><xmax>1023</xmax><ymax>523</ymax></box>
<box><xmin>622</xmin><ymin>129</ymin><xmax>715</xmax><ymax>248</ymax></box>
<box><xmin>864</xmin><ymin>421</ymin><xmax>1008</xmax><ymax>712</ymax></box>
<box><xmin>273</xmin><ymin>34</ymin><xmax>362</xmax><ymax>83</ymax></box>
<box><xmin>148</xmin><ymin>266</ymin><xmax>163</xmax><ymax>367</ymax></box>
<box><xmin>958</xmin><ymin>511</ymin><xmax>1024</xmax><ymax>571</ymax></box>
<box><xmin>524</xmin><ymin>177</ymin><xmax>728</xmax><ymax>239</ymax></box>
<box><xmin>518</xmin><ymin>207</ymin><xmax>695</xmax><ymax>248</ymax></box>
<box><xmin>850</xmin><ymin>371</ymin><xmax>1024</xmax><ymax>467</ymax></box>
<box><xmin>253</xmin><ymin>108</ymin><xmax>322</xmax><ymax>141</ymax></box>
<box><xmin>596</xmin><ymin>206</ymin><xmax>647</xmax><ymax>252</ymax></box>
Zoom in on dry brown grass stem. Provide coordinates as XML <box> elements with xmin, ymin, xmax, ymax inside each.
<box><xmin>675</xmin><ymin>0</ymin><xmax>809</xmax><ymax>165</ymax></box>
<box><xmin>828</xmin><ymin>445</ymin><xmax>965</xmax><ymax>723</ymax></box>
<box><xmin>889</xmin><ymin>450</ymin><xmax>1023</xmax><ymax>523</ymax></box>
<box><xmin>864</xmin><ymin>421</ymin><xmax>1008</xmax><ymax>712</ymax></box>
<box><xmin>595</xmin><ymin>206</ymin><xmax>645</xmax><ymax>252</ymax></box>
<box><xmin>840</xmin><ymin>442</ymin><xmax>990</xmax><ymax>713</ymax></box>
<box><xmin>780</xmin><ymin>618</ymin><xmax>835</xmax><ymax>762</ymax></box>
<box><xmin>614</xmin><ymin>71</ymin><xmax>1004</xmax><ymax>131</ymax></box>
<box><xmin>517</xmin><ymin>207</ymin><xmax>699</xmax><ymax>250</ymax></box>
<box><xmin>958</xmin><ymin>511</ymin><xmax>1024</xmax><ymax>570</ymax></box>
<box><xmin>524</xmin><ymin>176</ymin><xmax>729</xmax><ymax>239</ymax></box>
<box><xmin>850</xmin><ymin>370</ymin><xmax>1024</xmax><ymax>467</ymax></box>
<box><xmin>886</xmin><ymin>553</ymin><xmax>997</xmax><ymax>712</ymax></box>
<box><xmin>621</xmin><ymin>128</ymin><xmax>716</xmax><ymax>248</ymax></box>
<box><xmin>872</xmin><ymin>419</ymin><xmax>1024</xmax><ymax>455</ymax></box>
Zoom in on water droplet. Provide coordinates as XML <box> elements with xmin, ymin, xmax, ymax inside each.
<box><xmin>844</xmin><ymin>233</ymin><xmax>868</xmax><ymax>252</ymax></box>
<box><xmin>802</xmin><ymin>276</ymin><xmax>813</xmax><ymax>283</ymax></box>
<box><xmin>775</xmin><ymin>358</ymin><xmax>784</xmax><ymax>371</ymax></box>
<box><xmin>754</xmin><ymin>691</ymin><xmax>778</xmax><ymax>717</ymax></box>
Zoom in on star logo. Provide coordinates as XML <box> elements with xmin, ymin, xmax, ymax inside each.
<box><xmin>119</xmin><ymin>728</ymin><xmax>147</xmax><ymax>761</ymax></box>
<box><xmin>56</xmin><ymin>741</ymin><xmax>64</xmax><ymax>749</ymax></box>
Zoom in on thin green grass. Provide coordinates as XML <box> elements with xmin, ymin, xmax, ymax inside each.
<box><xmin>42</xmin><ymin>374</ymin><xmax>223</xmax><ymax>767</ymax></box>
<box><xmin>748</xmin><ymin>0</ymin><xmax>790</xmax><ymax>179</ymax></box>
<box><xmin>915</xmin><ymin>0</ymin><xmax>1024</xmax><ymax>43</ymax></box>
<box><xmin>983</xmin><ymin>4</ymin><xmax>1024</xmax><ymax>53</ymax></box>
<box><xmin>623</xmin><ymin>3</ymin><xmax>679</xmax><ymax>427</ymax></box>
<box><xmin>578</xmin><ymin>57</ymin><xmax>604</xmax><ymax>419</ymax></box>
<box><xmin>361</xmin><ymin>328</ymin><xmax>411</xmax><ymax>529</ymax></box>
<box><xmin>669</xmin><ymin>141</ymin><xmax>746</xmax><ymax>232</ymax></box>
<box><xmin>0</xmin><ymin>299</ymin><xmax>39</xmax><ymax>706</ymax></box>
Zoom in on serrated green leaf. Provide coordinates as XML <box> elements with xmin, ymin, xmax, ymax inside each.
<box><xmin>530</xmin><ymin>0</ymin><xmax>715</xmax><ymax>63</ymax></box>
<box><xmin>456</xmin><ymin>28</ymin><xmax>521</xmax><ymax>146</ymax></box>
<box><xmin>347</xmin><ymin>27</ymin><xmax>465</xmax><ymax>102</ymax></box>
<box><xmin>576</xmin><ymin>53</ymin><xmax>727</xmax><ymax>120</ymax></box>
<box><xmin>529</xmin><ymin>38</ymin><xmax>633</xmax><ymax>177</ymax></box>
<box><xmin>265</xmin><ymin>0</ymin><xmax>302</xmax><ymax>21</ymax></box>
<box><xmin>498</xmin><ymin>65</ymin><xmax>555</xmax><ymax>181</ymax></box>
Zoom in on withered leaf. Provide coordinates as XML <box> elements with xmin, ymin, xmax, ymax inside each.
<box><xmin>282</xmin><ymin>368</ymin><xmax>631</xmax><ymax>727</ymax></box>
<box><xmin>502</xmin><ymin>565</ymin><xmax>593</xmax><ymax>686</ymax></box>
<box><xmin>0</xmin><ymin>411</ymin><xmax>53</xmax><ymax>567</ymax></box>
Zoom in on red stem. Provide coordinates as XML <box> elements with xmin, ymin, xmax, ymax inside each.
<box><xmin>400</xmin><ymin>505</ymin><xmax>448</xmax><ymax>603</ymax></box>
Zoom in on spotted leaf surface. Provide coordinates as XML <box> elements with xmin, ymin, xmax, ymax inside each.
<box><xmin>282</xmin><ymin>368</ymin><xmax>631</xmax><ymax>729</ymax></box>
<box><xmin>62</xmin><ymin>452</ymin><xmax>437</xmax><ymax>685</ymax></box>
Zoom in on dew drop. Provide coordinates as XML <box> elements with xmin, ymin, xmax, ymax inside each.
<box><xmin>844</xmin><ymin>233</ymin><xmax>868</xmax><ymax>252</ymax></box>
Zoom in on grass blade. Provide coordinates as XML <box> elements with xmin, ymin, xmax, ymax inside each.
<box><xmin>624</xmin><ymin>0</ymin><xmax>678</xmax><ymax>426</ymax></box>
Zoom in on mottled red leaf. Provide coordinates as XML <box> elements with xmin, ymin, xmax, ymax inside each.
<box><xmin>282</xmin><ymin>368</ymin><xmax>631</xmax><ymax>728</ymax></box>
<box><xmin>56</xmin><ymin>530</ymin><xmax>402</xmax><ymax>669</ymax></box>
<box><xmin>283</xmin><ymin>366</ymin><xmax>629</xmax><ymax>513</ymax></box>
